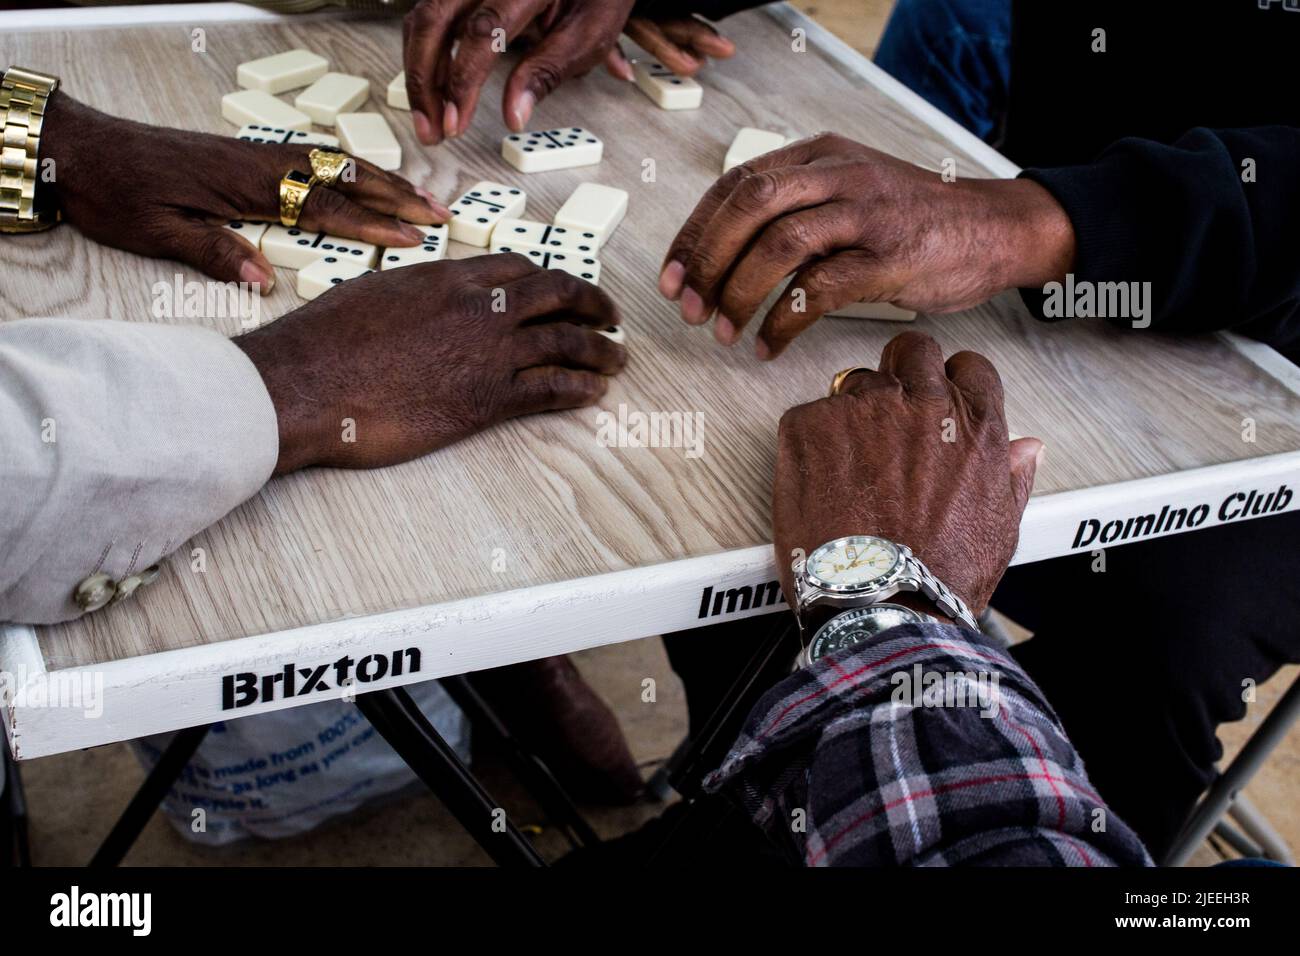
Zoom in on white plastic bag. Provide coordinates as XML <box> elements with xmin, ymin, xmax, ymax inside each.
<box><xmin>132</xmin><ymin>680</ymin><xmax>469</xmax><ymax>845</ymax></box>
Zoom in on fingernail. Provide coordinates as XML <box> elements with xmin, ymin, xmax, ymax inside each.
<box><xmin>401</xmin><ymin>222</ymin><xmax>426</xmax><ymax>243</ymax></box>
<box><xmin>714</xmin><ymin>314</ymin><xmax>736</xmax><ymax>345</ymax></box>
<box><xmin>659</xmin><ymin>260</ymin><xmax>685</xmax><ymax>300</ymax></box>
<box><xmin>443</xmin><ymin>102</ymin><xmax>460</xmax><ymax>139</ymax></box>
<box><xmin>680</xmin><ymin>286</ymin><xmax>707</xmax><ymax>324</ymax></box>
<box><xmin>1035</xmin><ymin>444</ymin><xmax>1047</xmax><ymax>467</ymax></box>
<box><xmin>416</xmin><ymin>188</ymin><xmax>451</xmax><ymax>219</ymax></box>
<box><xmin>240</xmin><ymin>259</ymin><xmax>274</xmax><ymax>292</ymax></box>
<box><xmin>755</xmin><ymin>338</ymin><xmax>772</xmax><ymax>361</ymax></box>
<box><xmin>412</xmin><ymin>110</ymin><xmax>435</xmax><ymax>144</ymax></box>
<box><xmin>510</xmin><ymin>91</ymin><xmax>535</xmax><ymax>131</ymax></box>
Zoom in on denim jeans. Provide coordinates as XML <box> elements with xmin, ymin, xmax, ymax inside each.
<box><xmin>874</xmin><ymin>0</ymin><xmax>1012</xmax><ymax>143</ymax></box>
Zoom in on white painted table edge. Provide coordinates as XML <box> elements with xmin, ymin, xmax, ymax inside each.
<box><xmin>5</xmin><ymin>449</ymin><xmax>1299</xmax><ymax>758</ymax></box>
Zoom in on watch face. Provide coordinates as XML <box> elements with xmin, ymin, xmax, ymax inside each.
<box><xmin>805</xmin><ymin>535</ymin><xmax>901</xmax><ymax>593</ymax></box>
<box><xmin>808</xmin><ymin>604</ymin><xmax>922</xmax><ymax>662</ymax></box>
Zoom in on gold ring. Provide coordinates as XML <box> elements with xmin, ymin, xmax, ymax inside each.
<box><xmin>279</xmin><ymin>169</ymin><xmax>316</xmax><ymax>227</ymax></box>
<box><xmin>308</xmin><ymin>147</ymin><xmax>350</xmax><ymax>187</ymax></box>
<box><xmin>829</xmin><ymin>366</ymin><xmax>872</xmax><ymax>397</ymax></box>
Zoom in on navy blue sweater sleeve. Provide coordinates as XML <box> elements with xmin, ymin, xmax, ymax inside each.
<box><xmin>1020</xmin><ymin>126</ymin><xmax>1300</xmax><ymax>353</ymax></box>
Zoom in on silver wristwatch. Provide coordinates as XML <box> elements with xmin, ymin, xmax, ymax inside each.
<box><xmin>792</xmin><ymin>535</ymin><xmax>980</xmax><ymax>663</ymax></box>
<box><xmin>794</xmin><ymin>603</ymin><xmax>932</xmax><ymax>668</ymax></box>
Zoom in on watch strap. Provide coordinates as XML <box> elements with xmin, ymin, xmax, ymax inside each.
<box><xmin>901</xmin><ymin>546</ymin><xmax>980</xmax><ymax>632</ymax></box>
<box><xmin>0</xmin><ymin>66</ymin><xmax>60</xmax><ymax>231</ymax></box>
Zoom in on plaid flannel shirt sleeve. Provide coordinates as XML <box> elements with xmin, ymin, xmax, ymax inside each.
<box><xmin>703</xmin><ymin>623</ymin><xmax>1152</xmax><ymax>867</ymax></box>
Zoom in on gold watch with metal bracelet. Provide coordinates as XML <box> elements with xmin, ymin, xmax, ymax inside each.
<box><xmin>0</xmin><ymin>65</ymin><xmax>61</xmax><ymax>234</ymax></box>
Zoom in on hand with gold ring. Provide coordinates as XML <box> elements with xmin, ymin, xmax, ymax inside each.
<box><xmin>772</xmin><ymin>331</ymin><xmax>1045</xmax><ymax>617</ymax></box>
<box><xmin>37</xmin><ymin>93</ymin><xmax>452</xmax><ymax>292</ymax></box>
<box><xmin>279</xmin><ymin>169</ymin><xmax>316</xmax><ymax>227</ymax></box>
<box><xmin>829</xmin><ymin>366</ymin><xmax>871</xmax><ymax>398</ymax></box>
<box><xmin>308</xmin><ymin>147</ymin><xmax>351</xmax><ymax>187</ymax></box>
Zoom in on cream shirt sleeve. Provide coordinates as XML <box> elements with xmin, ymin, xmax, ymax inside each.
<box><xmin>0</xmin><ymin>318</ymin><xmax>279</xmax><ymax>625</ymax></box>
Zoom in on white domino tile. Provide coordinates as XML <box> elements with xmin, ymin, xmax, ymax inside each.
<box><xmin>262</xmin><ymin>225</ymin><xmax>378</xmax><ymax>270</ymax></box>
<box><xmin>387</xmin><ymin>71</ymin><xmax>409</xmax><ymax>111</ymax></box>
<box><xmin>235</xmin><ymin>124</ymin><xmax>339</xmax><ymax>148</ymax></box>
<box><xmin>723</xmin><ymin>127</ymin><xmax>789</xmax><ymax>172</ymax></box>
<box><xmin>489</xmin><ymin>218</ymin><xmax>599</xmax><ymax>257</ymax></box>
<box><xmin>631</xmin><ymin>59</ymin><xmax>703</xmax><ymax>110</ymax></box>
<box><xmin>379</xmin><ymin>225</ymin><xmax>448</xmax><ymax>270</ymax></box>
<box><xmin>294</xmin><ymin>73</ymin><xmax>370</xmax><ymax>127</ymax></box>
<box><xmin>222</xmin><ymin>90</ymin><xmax>311</xmax><ymax>132</ymax></box>
<box><xmin>236</xmin><ymin>49</ymin><xmax>329</xmax><ymax>94</ymax></box>
<box><xmin>509</xmin><ymin>248</ymin><xmax>601</xmax><ymax>285</ymax></box>
<box><xmin>296</xmin><ymin>255</ymin><xmax>375</xmax><ymax>300</ymax></box>
<box><xmin>448</xmin><ymin>181</ymin><xmax>526</xmax><ymax>247</ymax></box>
<box><xmin>553</xmin><ymin>183</ymin><xmax>627</xmax><ymax>251</ymax></box>
<box><xmin>546</xmin><ymin>252</ymin><xmax>601</xmax><ymax>285</ymax></box>
<box><xmin>224</xmin><ymin>220</ymin><xmax>269</xmax><ymax>247</ymax></box>
<box><xmin>501</xmin><ymin>127</ymin><xmax>602</xmax><ymax>173</ymax></box>
<box><xmin>336</xmin><ymin>112</ymin><xmax>401</xmax><ymax>171</ymax></box>
<box><xmin>596</xmin><ymin>326</ymin><xmax>625</xmax><ymax>344</ymax></box>
<box><xmin>827</xmin><ymin>301</ymin><xmax>917</xmax><ymax>322</ymax></box>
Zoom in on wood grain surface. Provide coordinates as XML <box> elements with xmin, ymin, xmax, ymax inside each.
<box><xmin>3</xmin><ymin>9</ymin><xmax>1298</xmax><ymax>670</ymax></box>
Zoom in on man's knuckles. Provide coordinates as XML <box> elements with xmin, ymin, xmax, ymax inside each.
<box><xmin>802</xmin><ymin>131</ymin><xmax>856</xmax><ymax>156</ymax></box>
<box><xmin>450</xmin><ymin>284</ymin><xmax>497</xmax><ymax>324</ymax></box>
<box><xmin>729</xmin><ymin>169</ymin><xmax>785</xmax><ymax>215</ymax></box>
<box><xmin>405</xmin><ymin>0</ymin><xmax>452</xmax><ymax>33</ymax></box>
<box><xmin>520</xmin><ymin>366</ymin><xmax>607</xmax><ymax>408</ymax></box>
<box><xmin>796</xmin><ymin>263</ymin><xmax>854</xmax><ymax>304</ymax></box>
<box><xmin>521</xmin><ymin>57</ymin><xmax>565</xmax><ymax>96</ymax></box>
<box><xmin>302</xmin><ymin>184</ymin><xmax>352</xmax><ymax>221</ymax></box>
<box><xmin>765</xmin><ymin>214</ymin><xmax>823</xmax><ymax>260</ymax></box>
<box><xmin>463</xmin><ymin>4</ymin><xmax>511</xmax><ymax>39</ymax></box>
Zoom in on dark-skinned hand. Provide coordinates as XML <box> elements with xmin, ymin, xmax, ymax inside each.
<box><xmin>772</xmin><ymin>331</ymin><xmax>1044</xmax><ymax>617</ymax></box>
<box><xmin>660</xmin><ymin>133</ymin><xmax>1077</xmax><ymax>359</ymax></box>
<box><xmin>233</xmin><ymin>255</ymin><xmax>625</xmax><ymax>475</ymax></box>
<box><xmin>403</xmin><ymin>0</ymin><xmax>636</xmax><ymax>144</ymax></box>
<box><xmin>40</xmin><ymin>93</ymin><xmax>449</xmax><ymax>292</ymax></box>
<box><xmin>610</xmin><ymin>15</ymin><xmax>736</xmax><ymax>77</ymax></box>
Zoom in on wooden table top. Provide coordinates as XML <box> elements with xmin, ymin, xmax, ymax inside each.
<box><xmin>2</xmin><ymin>4</ymin><xmax>1298</xmax><ymax>757</ymax></box>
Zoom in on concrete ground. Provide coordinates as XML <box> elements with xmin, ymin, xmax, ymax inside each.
<box><xmin>793</xmin><ymin>0</ymin><xmax>898</xmax><ymax>56</ymax></box>
<box><xmin>16</xmin><ymin>1</ymin><xmax>1299</xmax><ymax>869</ymax></box>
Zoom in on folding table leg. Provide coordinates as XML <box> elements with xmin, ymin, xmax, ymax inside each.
<box><xmin>3</xmin><ymin>734</ymin><xmax>30</xmax><ymax>867</ymax></box>
<box><xmin>646</xmin><ymin>614</ymin><xmax>801</xmax><ymax>863</ymax></box>
<box><xmin>1163</xmin><ymin>674</ymin><xmax>1300</xmax><ymax>866</ymax></box>
<box><xmin>437</xmin><ymin>675</ymin><xmax>599</xmax><ymax>850</ymax></box>
<box><xmin>89</xmin><ymin>723</ymin><xmax>211</xmax><ymax>867</ymax></box>
<box><xmin>666</xmin><ymin>613</ymin><xmax>801</xmax><ymax>798</ymax></box>
<box><xmin>1224</xmin><ymin>793</ymin><xmax>1296</xmax><ymax>864</ymax></box>
<box><xmin>355</xmin><ymin>686</ymin><xmax>546</xmax><ymax>867</ymax></box>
